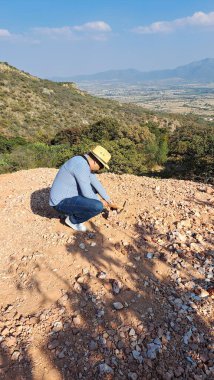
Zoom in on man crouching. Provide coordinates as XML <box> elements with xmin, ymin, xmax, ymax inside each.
<box><xmin>49</xmin><ymin>145</ymin><xmax>117</xmax><ymax>232</ymax></box>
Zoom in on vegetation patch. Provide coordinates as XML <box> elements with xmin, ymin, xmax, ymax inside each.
<box><xmin>0</xmin><ymin>62</ymin><xmax>213</xmax><ymax>182</ymax></box>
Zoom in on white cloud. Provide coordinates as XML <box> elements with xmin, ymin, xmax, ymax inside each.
<box><xmin>0</xmin><ymin>28</ymin><xmax>41</xmax><ymax>45</ymax></box>
<box><xmin>73</xmin><ymin>21</ymin><xmax>111</xmax><ymax>32</ymax></box>
<box><xmin>33</xmin><ymin>26</ymin><xmax>75</xmax><ymax>40</ymax></box>
<box><xmin>133</xmin><ymin>11</ymin><xmax>214</xmax><ymax>34</ymax></box>
<box><xmin>33</xmin><ymin>21</ymin><xmax>111</xmax><ymax>41</ymax></box>
<box><xmin>0</xmin><ymin>21</ymin><xmax>112</xmax><ymax>44</ymax></box>
<box><xmin>0</xmin><ymin>29</ymin><xmax>11</xmax><ymax>37</ymax></box>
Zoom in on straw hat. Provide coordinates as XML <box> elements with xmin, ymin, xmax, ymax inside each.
<box><xmin>90</xmin><ymin>145</ymin><xmax>111</xmax><ymax>169</ymax></box>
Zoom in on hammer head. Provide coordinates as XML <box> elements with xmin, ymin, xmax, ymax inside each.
<box><xmin>117</xmin><ymin>200</ymin><xmax>126</xmax><ymax>214</ymax></box>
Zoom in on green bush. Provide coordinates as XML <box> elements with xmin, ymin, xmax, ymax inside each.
<box><xmin>51</xmin><ymin>126</ymin><xmax>85</xmax><ymax>145</ymax></box>
<box><xmin>165</xmin><ymin>123</ymin><xmax>214</xmax><ymax>182</ymax></box>
<box><xmin>1</xmin><ymin>143</ymin><xmax>73</xmax><ymax>172</ymax></box>
<box><xmin>0</xmin><ymin>135</ymin><xmax>27</xmax><ymax>153</ymax></box>
<box><xmin>85</xmin><ymin>118</ymin><xmax>123</xmax><ymax>141</ymax></box>
<box><xmin>0</xmin><ymin>113</ymin><xmax>212</xmax><ymax>183</ymax></box>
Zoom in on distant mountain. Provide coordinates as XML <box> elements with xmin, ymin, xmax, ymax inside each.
<box><xmin>52</xmin><ymin>58</ymin><xmax>214</xmax><ymax>84</ymax></box>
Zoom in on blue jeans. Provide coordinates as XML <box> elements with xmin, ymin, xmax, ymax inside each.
<box><xmin>53</xmin><ymin>196</ymin><xmax>103</xmax><ymax>224</ymax></box>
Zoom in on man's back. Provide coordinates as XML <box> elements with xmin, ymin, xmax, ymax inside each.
<box><xmin>49</xmin><ymin>155</ymin><xmax>91</xmax><ymax>206</ymax></box>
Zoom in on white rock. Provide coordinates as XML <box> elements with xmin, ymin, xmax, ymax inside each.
<box><xmin>183</xmin><ymin>329</ymin><xmax>192</xmax><ymax>344</ymax></box>
<box><xmin>97</xmin><ymin>271</ymin><xmax>107</xmax><ymax>279</ymax></box>
<box><xmin>134</xmin><ymin>256</ymin><xmax>141</xmax><ymax>261</ymax></box>
<box><xmin>79</xmin><ymin>243</ymin><xmax>85</xmax><ymax>250</ymax></box>
<box><xmin>146</xmin><ymin>252</ymin><xmax>154</xmax><ymax>259</ymax></box>
<box><xmin>128</xmin><ymin>372</ymin><xmax>138</xmax><ymax>380</ymax></box>
<box><xmin>52</xmin><ymin>321</ymin><xmax>63</xmax><ymax>332</ymax></box>
<box><xmin>112</xmin><ymin>280</ymin><xmax>122</xmax><ymax>294</ymax></box>
<box><xmin>129</xmin><ymin>328</ymin><xmax>136</xmax><ymax>336</ymax></box>
<box><xmin>99</xmin><ymin>363</ymin><xmax>114</xmax><ymax>374</ymax></box>
<box><xmin>199</xmin><ymin>289</ymin><xmax>209</xmax><ymax>298</ymax></box>
<box><xmin>113</xmin><ymin>302</ymin><xmax>124</xmax><ymax>310</ymax></box>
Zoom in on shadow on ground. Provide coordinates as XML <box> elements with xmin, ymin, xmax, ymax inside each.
<box><xmin>1</xmin><ymin>209</ymin><xmax>212</xmax><ymax>380</ymax></box>
<box><xmin>30</xmin><ymin>187</ymin><xmax>60</xmax><ymax>219</ymax></box>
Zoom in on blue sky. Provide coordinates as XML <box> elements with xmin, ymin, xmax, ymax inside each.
<box><xmin>0</xmin><ymin>0</ymin><xmax>214</xmax><ymax>78</ymax></box>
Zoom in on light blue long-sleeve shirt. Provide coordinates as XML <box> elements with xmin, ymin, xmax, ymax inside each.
<box><xmin>49</xmin><ymin>155</ymin><xmax>110</xmax><ymax>206</ymax></box>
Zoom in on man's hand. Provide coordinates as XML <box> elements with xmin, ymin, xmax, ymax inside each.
<box><xmin>109</xmin><ymin>202</ymin><xmax>119</xmax><ymax>210</ymax></box>
<box><xmin>102</xmin><ymin>200</ymin><xmax>110</xmax><ymax>209</ymax></box>
<box><xmin>103</xmin><ymin>201</ymin><xmax>119</xmax><ymax>210</ymax></box>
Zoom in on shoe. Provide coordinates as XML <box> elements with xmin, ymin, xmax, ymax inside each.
<box><xmin>65</xmin><ymin>216</ymin><xmax>87</xmax><ymax>232</ymax></box>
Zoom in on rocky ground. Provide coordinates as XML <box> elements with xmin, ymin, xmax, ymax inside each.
<box><xmin>0</xmin><ymin>168</ymin><xmax>213</xmax><ymax>380</ymax></box>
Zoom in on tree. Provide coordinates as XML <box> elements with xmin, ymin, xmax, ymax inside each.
<box><xmin>86</xmin><ymin>118</ymin><xmax>123</xmax><ymax>141</ymax></box>
<box><xmin>51</xmin><ymin>126</ymin><xmax>85</xmax><ymax>145</ymax></box>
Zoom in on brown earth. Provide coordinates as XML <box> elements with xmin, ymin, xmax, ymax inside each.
<box><xmin>0</xmin><ymin>168</ymin><xmax>213</xmax><ymax>380</ymax></box>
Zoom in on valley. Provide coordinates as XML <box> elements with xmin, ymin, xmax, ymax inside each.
<box><xmin>76</xmin><ymin>81</ymin><xmax>214</xmax><ymax>118</ymax></box>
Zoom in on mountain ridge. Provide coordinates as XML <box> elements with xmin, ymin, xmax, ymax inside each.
<box><xmin>51</xmin><ymin>58</ymin><xmax>214</xmax><ymax>83</ymax></box>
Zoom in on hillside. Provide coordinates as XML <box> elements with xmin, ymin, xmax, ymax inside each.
<box><xmin>0</xmin><ymin>62</ymin><xmax>164</xmax><ymax>140</ymax></box>
<box><xmin>0</xmin><ymin>62</ymin><xmax>213</xmax><ymax>183</ymax></box>
<box><xmin>0</xmin><ymin>168</ymin><xmax>213</xmax><ymax>379</ymax></box>
<box><xmin>57</xmin><ymin>58</ymin><xmax>214</xmax><ymax>84</ymax></box>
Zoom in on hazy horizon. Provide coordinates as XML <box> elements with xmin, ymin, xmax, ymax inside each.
<box><xmin>1</xmin><ymin>0</ymin><xmax>214</xmax><ymax>78</ymax></box>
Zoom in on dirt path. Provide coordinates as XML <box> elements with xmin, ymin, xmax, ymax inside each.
<box><xmin>0</xmin><ymin>168</ymin><xmax>213</xmax><ymax>379</ymax></box>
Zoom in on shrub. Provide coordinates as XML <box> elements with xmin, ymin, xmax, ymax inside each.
<box><xmin>0</xmin><ymin>135</ymin><xmax>27</xmax><ymax>153</ymax></box>
<box><xmin>85</xmin><ymin>118</ymin><xmax>123</xmax><ymax>141</ymax></box>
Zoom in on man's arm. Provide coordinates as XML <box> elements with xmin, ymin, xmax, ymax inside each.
<box><xmin>90</xmin><ymin>173</ymin><xmax>111</xmax><ymax>202</ymax></box>
<box><xmin>90</xmin><ymin>173</ymin><xmax>119</xmax><ymax>210</ymax></box>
